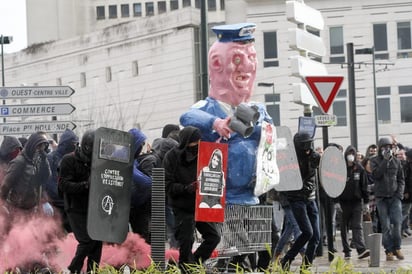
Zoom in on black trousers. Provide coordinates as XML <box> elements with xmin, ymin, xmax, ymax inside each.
<box><xmin>67</xmin><ymin>211</ymin><xmax>103</xmax><ymax>273</ymax></box>
<box><xmin>129</xmin><ymin>202</ymin><xmax>151</xmax><ymax>243</ymax></box>
<box><xmin>173</xmin><ymin>207</ymin><xmax>220</xmax><ymax>268</ymax></box>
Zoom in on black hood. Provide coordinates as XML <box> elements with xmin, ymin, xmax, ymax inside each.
<box><xmin>178</xmin><ymin>126</ymin><xmax>201</xmax><ymax>150</ymax></box>
<box><xmin>152</xmin><ymin>137</ymin><xmax>178</xmax><ymax>161</ymax></box>
<box><xmin>23</xmin><ymin>132</ymin><xmax>49</xmax><ymax>160</ymax></box>
<box><xmin>0</xmin><ymin>136</ymin><xmax>22</xmax><ymax>160</ymax></box>
<box><xmin>56</xmin><ymin>129</ymin><xmax>79</xmax><ymax>155</ymax></box>
<box><xmin>344</xmin><ymin>145</ymin><xmax>356</xmax><ymax>157</ymax></box>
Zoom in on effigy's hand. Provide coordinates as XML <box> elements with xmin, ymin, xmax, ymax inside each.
<box><xmin>213</xmin><ymin>117</ymin><xmax>233</xmax><ymax>139</ymax></box>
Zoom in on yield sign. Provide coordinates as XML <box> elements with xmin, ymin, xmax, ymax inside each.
<box><xmin>304</xmin><ymin>76</ymin><xmax>344</xmax><ymax>113</ymax></box>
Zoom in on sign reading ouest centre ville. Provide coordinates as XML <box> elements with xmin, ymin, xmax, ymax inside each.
<box><xmin>0</xmin><ymin>86</ymin><xmax>75</xmax><ymax>99</ymax></box>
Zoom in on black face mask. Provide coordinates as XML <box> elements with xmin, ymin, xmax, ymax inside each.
<box><xmin>185</xmin><ymin>145</ymin><xmax>199</xmax><ymax>162</ymax></box>
<box><xmin>186</xmin><ymin>144</ymin><xmax>198</xmax><ymax>155</ymax></box>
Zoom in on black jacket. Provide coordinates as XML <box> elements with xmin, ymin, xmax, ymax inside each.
<box><xmin>284</xmin><ymin>148</ymin><xmax>319</xmax><ymax>202</ymax></box>
<box><xmin>163</xmin><ymin>127</ymin><xmax>199</xmax><ymax>213</ymax></box>
<box><xmin>370</xmin><ymin>149</ymin><xmax>404</xmax><ymax>200</ymax></box>
<box><xmin>0</xmin><ymin>132</ymin><xmax>50</xmax><ymax>209</ymax></box>
<box><xmin>338</xmin><ymin>145</ymin><xmax>369</xmax><ymax>203</ymax></box>
<box><xmin>403</xmin><ymin>160</ymin><xmax>412</xmax><ymax>203</ymax></box>
<box><xmin>58</xmin><ymin>148</ymin><xmax>91</xmax><ymax>213</ymax></box>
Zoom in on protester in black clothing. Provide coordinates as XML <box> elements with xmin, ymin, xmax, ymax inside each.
<box><xmin>280</xmin><ymin>132</ymin><xmax>321</xmax><ymax>271</ymax></box>
<box><xmin>163</xmin><ymin>126</ymin><xmax>220</xmax><ymax>273</ymax></box>
<box><xmin>58</xmin><ymin>129</ymin><xmax>102</xmax><ymax>273</ymax></box>
<box><xmin>338</xmin><ymin>145</ymin><xmax>370</xmax><ymax>260</ymax></box>
<box><xmin>0</xmin><ymin>131</ymin><xmax>52</xmax><ymax>216</ymax></box>
<box><xmin>400</xmin><ymin>149</ymin><xmax>412</xmax><ymax>237</ymax></box>
<box><xmin>45</xmin><ymin>129</ymin><xmax>79</xmax><ymax>233</ymax></box>
<box><xmin>0</xmin><ymin>136</ymin><xmax>22</xmax><ymax>185</ymax></box>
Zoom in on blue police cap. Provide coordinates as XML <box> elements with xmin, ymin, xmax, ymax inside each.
<box><xmin>212</xmin><ymin>23</ymin><xmax>256</xmax><ymax>43</ymax></box>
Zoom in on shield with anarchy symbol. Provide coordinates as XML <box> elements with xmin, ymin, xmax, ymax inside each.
<box><xmin>87</xmin><ymin>127</ymin><xmax>134</xmax><ymax>243</ymax></box>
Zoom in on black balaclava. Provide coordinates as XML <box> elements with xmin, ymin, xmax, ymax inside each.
<box><xmin>79</xmin><ymin>129</ymin><xmax>95</xmax><ymax>164</ymax></box>
<box><xmin>178</xmin><ymin>126</ymin><xmax>201</xmax><ymax>162</ymax></box>
<box><xmin>293</xmin><ymin>132</ymin><xmax>313</xmax><ymax>155</ymax></box>
<box><xmin>23</xmin><ymin>132</ymin><xmax>49</xmax><ymax>160</ymax></box>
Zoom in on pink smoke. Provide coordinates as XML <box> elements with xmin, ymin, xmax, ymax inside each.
<box><xmin>0</xmin><ymin>202</ymin><xmax>179</xmax><ymax>273</ymax></box>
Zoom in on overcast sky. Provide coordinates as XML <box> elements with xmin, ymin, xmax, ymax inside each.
<box><xmin>0</xmin><ymin>0</ymin><xmax>27</xmax><ymax>53</ymax></box>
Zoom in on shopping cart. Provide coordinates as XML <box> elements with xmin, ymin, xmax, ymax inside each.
<box><xmin>202</xmin><ymin>205</ymin><xmax>273</xmax><ymax>272</ymax></box>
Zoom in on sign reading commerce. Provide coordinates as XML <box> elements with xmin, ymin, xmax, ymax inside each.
<box><xmin>0</xmin><ymin>86</ymin><xmax>75</xmax><ymax>99</ymax></box>
<box><xmin>0</xmin><ymin>103</ymin><xmax>76</xmax><ymax>117</ymax></box>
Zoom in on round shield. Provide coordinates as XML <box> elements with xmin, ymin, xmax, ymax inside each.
<box><xmin>319</xmin><ymin>146</ymin><xmax>347</xmax><ymax>198</ymax></box>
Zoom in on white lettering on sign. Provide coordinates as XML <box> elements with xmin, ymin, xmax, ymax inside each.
<box><xmin>0</xmin><ymin>121</ymin><xmax>77</xmax><ymax>135</ymax></box>
<box><xmin>12</xmin><ymin>106</ymin><xmax>56</xmax><ymax>114</ymax></box>
<box><xmin>101</xmin><ymin>168</ymin><xmax>124</xmax><ymax>187</ymax></box>
<box><xmin>1</xmin><ymin>86</ymin><xmax>75</xmax><ymax>99</ymax></box>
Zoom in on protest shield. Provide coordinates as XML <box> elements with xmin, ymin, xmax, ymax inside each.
<box><xmin>274</xmin><ymin>126</ymin><xmax>303</xmax><ymax>191</ymax></box>
<box><xmin>87</xmin><ymin>127</ymin><xmax>134</xmax><ymax>243</ymax></box>
<box><xmin>319</xmin><ymin>145</ymin><xmax>346</xmax><ymax>198</ymax></box>
<box><xmin>255</xmin><ymin>121</ymin><xmax>280</xmax><ymax>196</ymax></box>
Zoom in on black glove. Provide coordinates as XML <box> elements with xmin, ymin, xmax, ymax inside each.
<box><xmin>81</xmin><ymin>180</ymin><xmax>90</xmax><ymax>190</ymax></box>
<box><xmin>184</xmin><ymin>181</ymin><xmax>197</xmax><ymax>193</ymax></box>
<box><xmin>309</xmin><ymin>151</ymin><xmax>321</xmax><ymax>168</ymax></box>
<box><xmin>383</xmin><ymin>149</ymin><xmax>392</xmax><ymax>160</ymax></box>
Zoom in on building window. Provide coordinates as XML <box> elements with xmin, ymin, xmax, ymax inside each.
<box><xmin>121</xmin><ymin>4</ymin><xmax>130</xmax><ymax>17</ymax></box>
<box><xmin>208</xmin><ymin>0</ymin><xmax>216</xmax><ymax>11</ymax></box>
<box><xmin>96</xmin><ymin>6</ymin><xmax>105</xmax><ymax>20</ymax></box>
<box><xmin>170</xmin><ymin>0</ymin><xmax>179</xmax><ymax>10</ymax></box>
<box><xmin>133</xmin><ymin>3</ymin><xmax>142</xmax><ymax>17</ymax></box>
<box><xmin>106</xmin><ymin>67</ymin><xmax>112</xmax><ymax>82</ymax></box>
<box><xmin>373</xmin><ymin>23</ymin><xmax>389</xmax><ymax>60</ymax></box>
<box><xmin>195</xmin><ymin>0</ymin><xmax>200</xmax><ymax>9</ymax></box>
<box><xmin>333</xmin><ymin>89</ymin><xmax>347</xmax><ymax>126</ymax></box>
<box><xmin>376</xmin><ymin>86</ymin><xmax>391</xmax><ymax>124</ymax></box>
<box><xmin>329</xmin><ymin>26</ymin><xmax>345</xmax><ymax>64</ymax></box>
<box><xmin>183</xmin><ymin>0</ymin><xmax>191</xmax><ymax>7</ymax></box>
<box><xmin>265</xmin><ymin>93</ymin><xmax>280</xmax><ymax>126</ymax></box>
<box><xmin>80</xmin><ymin>72</ymin><xmax>87</xmax><ymax>88</ymax></box>
<box><xmin>399</xmin><ymin>85</ymin><xmax>412</xmax><ymax>122</ymax></box>
<box><xmin>132</xmin><ymin>61</ymin><xmax>139</xmax><ymax>77</ymax></box>
<box><xmin>220</xmin><ymin>0</ymin><xmax>225</xmax><ymax>10</ymax></box>
<box><xmin>263</xmin><ymin>31</ymin><xmax>278</xmax><ymax>67</ymax></box>
<box><xmin>146</xmin><ymin>2</ymin><xmax>154</xmax><ymax>16</ymax></box>
<box><xmin>397</xmin><ymin>21</ymin><xmax>412</xmax><ymax>58</ymax></box>
<box><xmin>158</xmin><ymin>1</ymin><xmax>166</xmax><ymax>13</ymax></box>
<box><xmin>109</xmin><ymin>5</ymin><xmax>117</xmax><ymax>19</ymax></box>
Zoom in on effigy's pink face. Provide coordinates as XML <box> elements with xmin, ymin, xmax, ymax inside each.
<box><xmin>209</xmin><ymin>42</ymin><xmax>257</xmax><ymax>106</ymax></box>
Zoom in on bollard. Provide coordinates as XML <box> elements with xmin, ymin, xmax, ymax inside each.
<box><xmin>363</xmin><ymin>221</ymin><xmax>373</xmax><ymax>249</ymax></box>
<box><xmin>368</xmin><ymin>233</ymin><xmax>382</xmax><ymax>267</ymax></box>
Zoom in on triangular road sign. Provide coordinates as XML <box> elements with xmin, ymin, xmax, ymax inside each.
<box><xmin>304</xmin><ymin>76</ymin><xmax>344</xmax><ymax>113</ymax></box>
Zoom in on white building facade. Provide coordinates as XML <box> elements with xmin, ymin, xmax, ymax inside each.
<box><xmin>2</xmin><ymin>0</ymin><xmax>411</xmax><ymax>152</ymax></box>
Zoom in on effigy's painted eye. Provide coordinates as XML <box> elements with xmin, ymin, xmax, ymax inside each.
<box><xmin>234</xmin><ymin>56</ymin><xmax>241</xmax><ymax>65</ymax></box>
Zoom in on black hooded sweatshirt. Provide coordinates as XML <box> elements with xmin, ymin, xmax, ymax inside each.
<box><xmin>0</xmin><ymin>132</ymin><xmax>50</xmax><ymax>209</ymax></box>
<box><xmin>163</xmin><ymin>126</ymin><xmax>201</xmax><ymax>213</ymax></box>
<box><xmin>338</xmin><ymin>145</ymin><xmax>369</xmax><ymax>203</ymax></box>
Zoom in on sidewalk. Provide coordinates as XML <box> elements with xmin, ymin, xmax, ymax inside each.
<box><xmin>302</xmin><ymin>233</ymin><xmax>412</xmax><ymax>273</ymax></box>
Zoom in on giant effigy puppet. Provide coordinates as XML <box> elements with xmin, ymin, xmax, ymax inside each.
<box><xmin>180</xmin><ymin>23</ymin><xmax>275</xmax><ymax>205</ymax></box>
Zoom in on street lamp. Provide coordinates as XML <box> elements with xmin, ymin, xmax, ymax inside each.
<box><xmin>1</xmin><ymin>35</ymin><xmax>13</xmax><ymax>124</ymax></box>
<box><xmin>355</xmin><ymin>46</ymin><xmax>378</xmax><ymax>145</ymax></box>
<box><xmin>1</xmin><ymin>35</ymin><xmax>13</xmax><ymax>87</ymax></box>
